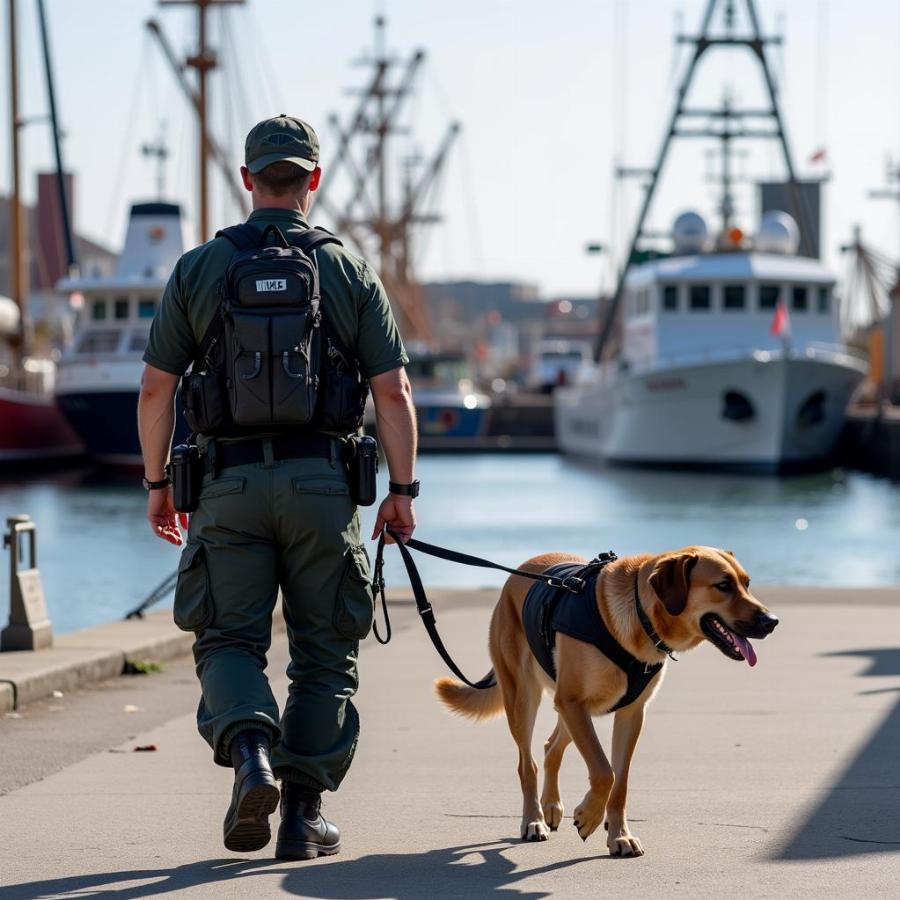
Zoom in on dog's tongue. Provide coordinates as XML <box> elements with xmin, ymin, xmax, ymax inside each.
<box><xmin>727</xmin><ymin>627</ymin><xmax>757</xmax><ymax>667</ymax></box>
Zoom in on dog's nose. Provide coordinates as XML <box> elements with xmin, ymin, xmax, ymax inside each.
<box><xmin>755</xmin><ymin>612</ymin><xmax>779</xmax><ymax>634</ymax></box>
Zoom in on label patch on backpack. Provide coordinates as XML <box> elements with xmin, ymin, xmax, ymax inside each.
<box><xmin>256</xmin><ymin>278</ymin><xmax>287</xmax><ymax>292</ymax></box>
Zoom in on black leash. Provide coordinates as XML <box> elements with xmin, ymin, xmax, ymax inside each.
<box><xmin>372</xmin><ymin>530</ymin><xmax>611</xmax><ymax>690</ymax></box>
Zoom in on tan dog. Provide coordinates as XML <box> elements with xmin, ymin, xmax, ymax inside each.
<box><xmin>435</xmin><ymin>546</ymin><xmax>778</xmax><ymax>857</ymax></box>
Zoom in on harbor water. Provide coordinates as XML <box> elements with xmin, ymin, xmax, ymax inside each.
<box><xmin>0</xmin><ymin>455</ymin><xmax>898</xmax><ymax>636</ymax></box>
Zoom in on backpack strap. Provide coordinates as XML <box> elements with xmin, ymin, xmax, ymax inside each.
<box><xmin>292</xmin><ymin>226</ymin><xmax>343</xmax><ymax>254</ymax></box>
<box><xmin>214</xmin><ymin>223</ymin><xmax>263</xmax><ymax>252</ymax></box>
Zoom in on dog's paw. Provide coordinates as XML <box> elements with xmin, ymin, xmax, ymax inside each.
<box><xmin>521</xmin><ymin>820</ymin><xmax>551</xmax><ymax>842</ymax></box>
<box><xmin>607</xmin><ymin>832</ymin><xmax>644</xmax><ymax>858</ymax></box>
<box><xmin>542</xmin><ymin>800</ymin><xmax>565</xmax><ymax>831</ymax></box>
<box><xmin>572</xmin><ymin>799</ymin><xmax>605</xmax><ymax>841</ymax></box>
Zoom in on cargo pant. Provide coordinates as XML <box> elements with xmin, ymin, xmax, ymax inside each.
<box><xmin>172</xmin><ymin>446</ymin><xmax>374</xmax><ymax>791</ymax></box>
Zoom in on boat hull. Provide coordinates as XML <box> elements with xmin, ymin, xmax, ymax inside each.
<box><xmin>555</xmin><ymin>351</ymin><xmax>866</xmax><ymax>471</ymax></box>
<box><xmin>0</xmin><ymin>386</ymin><xmax>84</xmax><ymax>464</ymax></box>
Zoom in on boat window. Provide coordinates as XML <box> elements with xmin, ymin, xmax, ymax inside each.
<box><xmin>90</xmin><ymin>299</ymin><xmax>107</xmax><ymax>321</ymax></box>
<box><xmin>128</xmin><ymin>333</ymin><xmax>149</xmax><ymax>353</ymax></box>
<box><xmin>759</xmin><ymin>284</ymin><xmax>780</xmax><ymax>310</ymax></box>
<box><xmin>114</xmin><ymin>297</ymin><xmax>130</xmax><ymax>320</ymax></box>
<box><xmin>723</xmin><ymin>284</ymin><xmax>745</xmax><ymax>311</ymax></box>
<box><xmin>662</xmin><ymin>284</ymin><xmax>678</xmax><ymax>311</ymax></box>
<box><xmin>138</xmin><ymin>299</ymin><xmax>157</xmax><ymax>319</ymax></box>
<box><xmin>689</xmin><ymin>285</ymin><xmax>711</xmax><ymax>311</ymax></box>
<box><xmin>77</xmin><ymin>330</ymin><xmax>121</xmax><ymax>354</ymax></box>
<box><xmin>817</xmin><ymin>287</ymin><xmax>830</xmax><ymax>313</ymax></box>
<box><xmin>791</xmin><ymin>286</ymin><xmax>808</xmax><ymax>311</ymax></box>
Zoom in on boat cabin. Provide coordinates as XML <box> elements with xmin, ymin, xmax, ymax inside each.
<box><xmin>56</xmin><ymin>203</ymin><xmax>185</xmax><ymax>361</ymax></box>
<box><xmin>621</xmin><ymin>213</ymin><xmax>839</xmax><ymax>372</ymax></box>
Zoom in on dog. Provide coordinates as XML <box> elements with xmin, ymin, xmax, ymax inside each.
<box><xmin>435</xmin><ymin>546</ymin><xmax>778</xmax><ymax>857</ymax></box>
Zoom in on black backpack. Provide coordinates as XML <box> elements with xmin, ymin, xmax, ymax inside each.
<box><xmin>181</xmin><ymin>223</ymin><xmax>368</xmax><ymax>438</ymax></box>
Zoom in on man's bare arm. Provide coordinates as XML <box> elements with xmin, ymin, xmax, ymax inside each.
<box><xmin>138</xmin><ymin>364</ymin><xmax>185</xmax><ymax>545</ymax></box>
<box><xmin>369</xmin><ymin>366</ymin><xmax>417</xmax><ymax>542</ymax></box>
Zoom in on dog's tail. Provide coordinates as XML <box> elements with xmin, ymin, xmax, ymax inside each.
<box><xmin>434</xmin><ymin>672</ymin><xmax>505</xmax><ymax>721</ymax></box>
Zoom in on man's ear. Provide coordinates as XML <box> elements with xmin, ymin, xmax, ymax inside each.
<box><xmin>309</xmin><ymin>165</ymin><xmax>322</xmax><ymax>191</ymax></box>
<box><xmin>648</xmin><ymin>553</ymin><xmax>699</xmax><ymax>616</ymax></box>
<box><xmin>240</xmin><ymin>165</ymin><xmax>253</xmax><ymax>192</ymax></box>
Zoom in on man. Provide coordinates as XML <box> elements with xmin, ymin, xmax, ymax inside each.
<box><xmin>138</xmin><ymin>114</ymin><xmax>418</xmax><ymax>860</ymax></box>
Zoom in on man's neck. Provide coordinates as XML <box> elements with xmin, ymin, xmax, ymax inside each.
<box><xmin>251</xmin><ymin>194</ymin><xmax>309</xmax><ymax>214</ymax></box>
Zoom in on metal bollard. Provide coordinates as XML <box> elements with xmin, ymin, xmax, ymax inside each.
<box><xmin>1</xmin><ymin>515</ymin><xmax>53</xmax><ymax>651</ymax></box>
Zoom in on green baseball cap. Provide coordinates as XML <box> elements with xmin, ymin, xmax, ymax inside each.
<box><xmin>244</xmin><ymin>114</ymin><xmax>319</xmax><ymax>174</ymax></box>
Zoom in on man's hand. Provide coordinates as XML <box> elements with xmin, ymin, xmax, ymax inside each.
<box><xmin>372</xmin><ymin>494</ymin><xmax>416</xmax><ymax>544</ymax></box>
<box><xmin>148</xmin><ymin>488</ymin><xmax>188</xmax><ymax>546</ymax></box>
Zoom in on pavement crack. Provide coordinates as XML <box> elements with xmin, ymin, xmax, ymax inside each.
<box><xmin>697</xmin><ymin>821</ymin><xmax>770</xmax><ymax>833</ymax></box>
<box><xmin>840</xmin><ymin>835</ymin><xmax>900</xmax><ymax>845</ymax></box>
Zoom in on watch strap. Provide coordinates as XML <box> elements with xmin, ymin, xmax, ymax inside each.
<box><xmin>389</xmin><ymin>480</ymin><xmax>420</xmax><ymax>498</ymax></box>
<box><xmin>142</xmin><ymin>475</ymin><xmax>172</xmax><ymax>491</ymax></box>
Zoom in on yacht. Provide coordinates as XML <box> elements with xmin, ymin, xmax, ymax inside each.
<box><xmin>55</xmin><ymin>202</ymin><xmax>189</xmax><ymax>466</ymax></box>
<box><xmin>555</xmin><ymin>212</ymin><xmax>867</xmax><ymax>471</ymax></box>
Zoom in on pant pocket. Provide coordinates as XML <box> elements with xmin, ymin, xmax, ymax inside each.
<box><xmin>334</xmin><ymin>545</ymin><xmax>374</xmax><ymax>640</ymax></box>
<box><xmin>173</xmin><ymin>541</ymin><xmax>214</xmax><ymax>632</ymax></box>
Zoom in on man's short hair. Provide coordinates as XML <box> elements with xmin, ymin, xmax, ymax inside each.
<box><xmin>252</xmin><ymin>161</ymin><xmax>312</xmax><ymax>197</ymax></box>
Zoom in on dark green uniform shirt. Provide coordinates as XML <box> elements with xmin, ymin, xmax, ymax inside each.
<box><xmin>143</xmin><ymin>208</ymin><xmax>408</xmax><ymax>379</ymax></box>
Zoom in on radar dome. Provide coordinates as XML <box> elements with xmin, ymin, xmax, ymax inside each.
<box><xmin>672</xmin><ymin>211</ymin><xmax>708</xmax><ymax>255</ymax></box>
<box><xmin>0</xmin><ymin>295</ymin><xmax>20</xmax><ymax>336</ymax></box>
<box><xmin>756</xmin><ymin>211</ymin><xmax>800</xmax><ymax>255</ymax></box>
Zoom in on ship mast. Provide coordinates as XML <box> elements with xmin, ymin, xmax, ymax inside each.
<box><xmin>36</xmin><ymin>0</ymin><xmax>77</xmax><ymax>277</ymax></box>
<box><xmin>7</xmin><ymin>0</ymin><xmax>27</xmax><ymax>361</ymax></box>
<box><xmin>595</xmin><ymin>0</ymin><xmax>814</xmax><ymax>362</ymax></box>
<box><xmin>156</xmin><ymin>0</ymin><xmax>244</xmax><ymax>241</ymax></box>
<box><xmin>313</xmin><ymin>17</ymin><xmax>460</xmax><ymax>345</ymax></box>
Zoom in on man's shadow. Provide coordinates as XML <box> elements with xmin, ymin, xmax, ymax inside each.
<box><xmin>5</xmin><ymin>838</ymin><xmax>600</xmax><ymax>900</ymax></box>
<box><xmin>773</xmin><ymin>647</ymin><xmax>900</xmax><ymax>860</ymax></box>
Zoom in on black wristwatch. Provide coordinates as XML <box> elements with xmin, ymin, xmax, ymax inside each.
<box><xmin>142</xmin><ymin>475</ymin><xmax>172</xmax><ymax>491</ymax></box>
<box><xmin>389</xmin><ymin>480</ymin><xmax>420</xmax><ymax>498</ymax></box>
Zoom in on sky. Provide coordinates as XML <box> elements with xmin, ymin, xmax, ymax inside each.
<box><xmin>3</xmin><ymin>0</ymin><xmax>900</xmax><ymax>299</ymax></box>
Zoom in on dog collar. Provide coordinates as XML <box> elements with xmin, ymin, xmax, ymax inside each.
<box><xmin>634</xmin><ymin>577</ymin><xmax>678</xmax><ymax>661</ymax></box>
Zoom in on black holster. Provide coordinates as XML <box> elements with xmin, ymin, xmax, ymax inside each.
<box><xmin>168</xmin><ymin>442</ymin><xmax>201</xmax><ymax>513</ymax></box>
<box><xmin>347</xmin><ymin>435</ymin><xmax>378</xmax><ymax>507</ymax></box>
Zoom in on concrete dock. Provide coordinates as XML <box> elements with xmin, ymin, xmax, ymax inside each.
<box><xmin>1</xmin><ymin>586</ymin><xmax>899</xmax><ymax>898</ymax></box>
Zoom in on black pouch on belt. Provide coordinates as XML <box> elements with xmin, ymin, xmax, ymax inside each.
<box><xmin>168</xmin><ymin>443</ymin><xmax>201</xmax><ymax>513</ymax></box>
<box><xmin>347</xmin><ymin>434</ymin><xmax>378</xmax><ymax>507</ymax></box>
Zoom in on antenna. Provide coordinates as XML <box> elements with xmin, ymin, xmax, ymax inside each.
<box><xmin>142</xmin><ymin>123</ymin><xmax>170</xmax><ymax>201</ymax></box>
<box><xmin>313</xmin><ymin>17</ymin><xmax>459</xmax><ymax>344</ymax></box>
<box><xmin>594</xmin><ymin>0</ymin><xmax>813</xmax><ymax>362</ymax></box>
<box><xmin>155</xmin><ymin>0</ymin><xmax>245</xmax><ymax>241</ymax></box>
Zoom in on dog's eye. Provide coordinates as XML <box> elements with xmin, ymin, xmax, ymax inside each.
<box><xmin>715</xmin><ymin>581</ymin><xmax>733</xmax><ymax>593</ymax></box>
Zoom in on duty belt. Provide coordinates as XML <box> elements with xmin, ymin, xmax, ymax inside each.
<box><xmin>202</xmin><ymin>433</ymin><xmax>351</xmax><ymax>475</ymax></box>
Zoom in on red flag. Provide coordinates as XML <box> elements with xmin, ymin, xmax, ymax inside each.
<box><xmin>770</xmin><ymin>297</ymin><xmax>791</xmax><ymax>338</ymax></box>
<box><xmin>809</xmin><ymin>147</ymin><xmax>827</xmax><ymax>164</ymax></box>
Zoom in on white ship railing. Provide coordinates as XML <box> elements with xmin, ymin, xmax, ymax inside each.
<box><xmin>621</xmin><ymin>342</ymin><xmax>869</xmax><ymax>378</ymax></box>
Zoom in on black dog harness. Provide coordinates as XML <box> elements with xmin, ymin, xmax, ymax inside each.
<box><xmin>522</xmin><ymin>560</ymin><xmax>666</xmax><ymax>712</ymax></box>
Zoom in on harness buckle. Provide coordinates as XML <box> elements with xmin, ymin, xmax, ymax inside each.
<box><xmin>560</xmin><ymin>575</ymin><xmax>585</xmax><ymax>593</ymax></box>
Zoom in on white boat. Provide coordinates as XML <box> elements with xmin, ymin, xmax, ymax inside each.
<box><xmin>54</xmin><ymin>202</ymin><xmax>189</xmax><ymax>467</ymax></box>
<box><xmin>555</xmin><ymin>213</ymin><xmax>867</xmax><ymax>471</ymax></box>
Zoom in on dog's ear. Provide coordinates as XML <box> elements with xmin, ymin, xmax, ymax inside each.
<box><xmin>648</xmin><ymin>553</ymin><xmax>699</xmax><ymax>616</ymax></box>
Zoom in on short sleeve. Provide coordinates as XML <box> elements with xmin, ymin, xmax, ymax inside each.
<box><xmin>355</xmin><ymin>263</ymin><xmax>409</xmax><ymax>379</ymax></box>
<box><xmin>143</xmin><ymin>258</ymin><xmax>196</xmax><ymax>376</ymax></box>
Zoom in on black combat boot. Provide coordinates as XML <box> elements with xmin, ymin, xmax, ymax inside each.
<box><xmin>275</xmin><ymin>782</ymin><xmax>342</xmax><ymax>860</ymax></box>
<box><xmin>223</xmin><ymin>729</ymin><xmax>280</xmax><ymax>853</ymax></box>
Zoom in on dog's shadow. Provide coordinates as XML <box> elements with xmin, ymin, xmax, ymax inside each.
<box><xmin>3</xmin><ymin>839</ymin><xmax>601</xmax><ymax>900</ymax></box>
